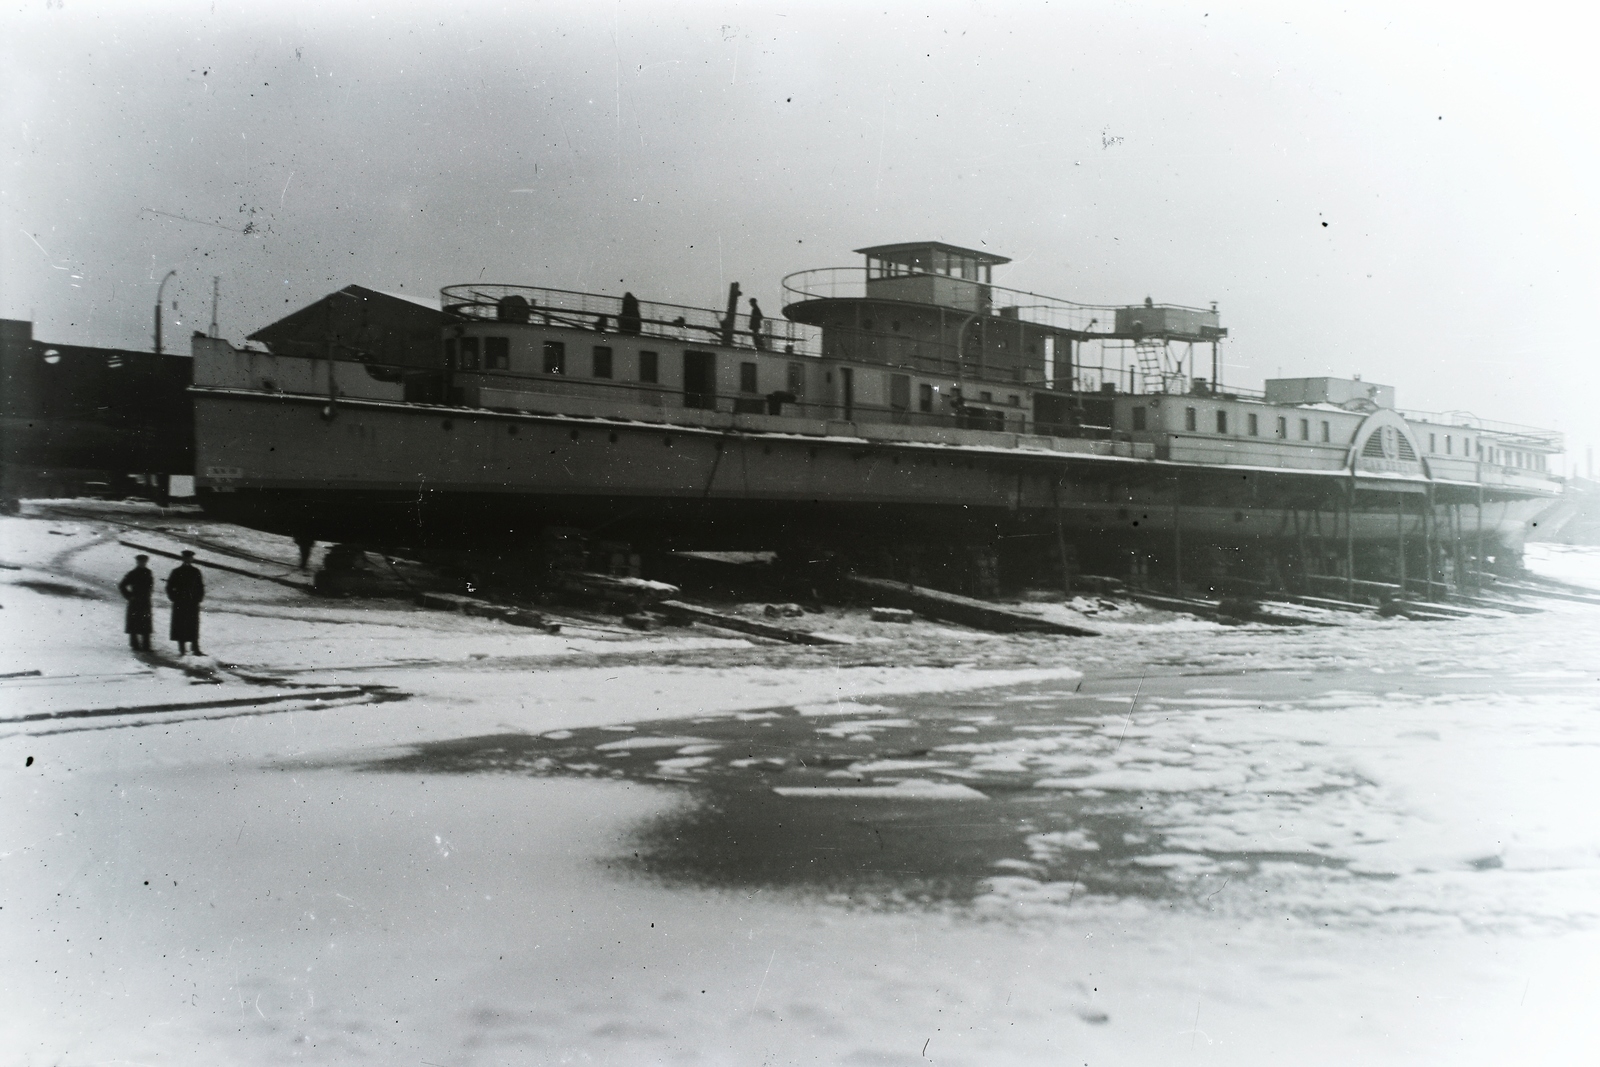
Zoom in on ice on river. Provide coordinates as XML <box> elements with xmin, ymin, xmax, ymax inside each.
<box><xmin>4</xmin><ymin>509</ymin><xmax>1600</xmax><ymax>1065</ymax></box>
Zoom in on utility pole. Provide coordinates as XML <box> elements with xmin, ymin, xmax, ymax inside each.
<box><xmin>153</xmin><ymin>269</ymin><xmax>178</xmax><ymax>354</ymax></box>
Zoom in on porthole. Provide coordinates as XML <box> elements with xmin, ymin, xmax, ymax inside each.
<box><xmin>608</xmin><ymin>432</ymin><xmax>619</xmax><ymax>444</ymax></box>
<box><xmin>42</xmin><ymin>349</ymin><xmax>61</xmax><ymax>364</ymax></box>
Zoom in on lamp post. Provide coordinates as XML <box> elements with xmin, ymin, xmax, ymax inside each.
<box><xmin>153</xmin><ymin>269</ymin><xmax>177</xmax><ymax>354</ymax></box>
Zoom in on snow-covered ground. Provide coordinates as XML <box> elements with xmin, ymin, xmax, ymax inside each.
<box><xmin>4</xmin><ymin>508</ymin><xmax>1599</xmax><ymax>1064</ymax></box>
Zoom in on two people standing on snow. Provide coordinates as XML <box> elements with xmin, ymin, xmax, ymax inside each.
<box><xmin>120</xmin><ymin>549</ymin><xmax>205</xmax><ymax>655</ymax></box>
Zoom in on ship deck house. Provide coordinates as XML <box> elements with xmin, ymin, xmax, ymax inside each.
<box><xmin>225</xmin><ymin>240</ymin><xmax>1561</xmax><ymax>503</ymax></box>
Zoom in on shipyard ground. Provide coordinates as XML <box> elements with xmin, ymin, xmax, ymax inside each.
<box><xmin>4</xmin><ymin>504</ymin><xmax>1600</xmax><ymax>1065</ymax></box>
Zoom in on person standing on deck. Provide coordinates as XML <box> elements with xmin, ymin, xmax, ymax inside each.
<box><xmin>748</xmin><ymin>298</ymin><xmax>766</xmax><ymax>350</ymax></box>
<box><xmin>166</xmin><ymin>550</ymin><xmax>206</xmax><ymax>655</ymax></box>
<box><xmin>118</xmin><ymin>554</ymin><xmax>153</xmax><ymax>652</ymax></box>
<box><xmin>618</xmin><ymin>291</ymin><xmax>642</xmax><ymax>335</ymax></box>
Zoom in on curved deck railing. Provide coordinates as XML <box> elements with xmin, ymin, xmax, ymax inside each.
<box><xmin>440</xmin><ymin>283</ymin><xmax>820</xmax><ymax>356</ymax></box>
<box><xmin>782</xmin><ymin>266</ymin><xmax>1219</xmax><ymax>337</ymax></box>
<box><xmin>1397</xmin><ymin>408</ymin><xmax>1563</xmax><ymax>449</ymax></box>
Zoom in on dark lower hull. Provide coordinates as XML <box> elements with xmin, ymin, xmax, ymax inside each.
<box><xmin>193</xmin><ymin>391</ymin><xmax>1550</xmax><ymax>581</ymax></box>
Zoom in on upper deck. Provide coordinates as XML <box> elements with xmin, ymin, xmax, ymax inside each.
<box><xmin>442</xmin><ymin>283</ymin><xmax>818</xmax><ymax>357</ymax></box>
<box><xmin>784</xmin><ymin>240</ymin><xmax>1223</xmax><ymax>343</ymax></box>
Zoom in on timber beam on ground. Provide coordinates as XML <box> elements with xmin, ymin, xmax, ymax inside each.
<box><xmin>118</xmin><ymin>538</ymin><xmax>314</xmax><ymax>591</ymax></box>
<box><xmin>1282</xmin><ymin>594</ymin><xmax>1373</xmax><ymax>614</ymax></box>
<box><xmin>1447</xmin><ymin>593</ymin><xmax>1541</xmax><ymax>615</ymax></box>
<box><xmin>656</xmin><ymin>600</ymin><xmax>854</xmax><ymax>645</ymax></box>
<box><xmin>1476</xmin><ymin>580</ymin><xmax>1600</xmax><ymax>607</ymax></box>
<box><xmin>844</xmin><ymin>575</ymin><xmax>1099</xmax><ymax>636</ymax></box>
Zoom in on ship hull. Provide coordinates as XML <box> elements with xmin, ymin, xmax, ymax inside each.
<box><xmin>194</xmin><ymin>390</ymin><xmax>1548</xmax><ymax>567</ymax></box>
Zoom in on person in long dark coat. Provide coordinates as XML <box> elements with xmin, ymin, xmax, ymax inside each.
<box><xmin>166</xmin><ymin>550</ymin><xmax>206</xmax><ymax>655</ymax></box>
<box><xmin>118</xmin><ymin>554</ymin><xmax>154</xmax><ymax>651</ymax></box>
<box><xmin>748</xmin><ymin>298</ymin><xmax>766</xmax><ymax>350</ymax></box>
<box><xmin>618</xmin><ymin>291</ymin><xmax>642</xmax><ymax>335</ymax></box>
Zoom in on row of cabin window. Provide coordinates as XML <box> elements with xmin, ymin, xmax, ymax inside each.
<box><xmin>453</xmin><ymin>337</ymin><xmax>819</xmax><ymax>397</ymax></box>
<box><xmin>449</xmin><ymin>337</ymin><xmax>1011</xmax><ymax>414</ymax></box>
<box><xmin>1132</xmin><ymin>405</ymin><xmax>1336</xmax><ymax>443</ymax></box>
<box><xmin>1423</xmin><ymin>432</ymin><xmax>1477</xmax><ymax>457</ymax></box>
<box><xmin>1421</xmin><ymin>432</ymin><xmax>1538</xmax><ymax>470</ymax></box>
<box><xmin>1484</xmin><ymin>447</ymin><xmax>1546</xmax><ymax>471</ymax></box>
<box><xmin>1133</xmin><ymin>404</ymin><xmax>1516</xmax><ymax>467</ymax></box>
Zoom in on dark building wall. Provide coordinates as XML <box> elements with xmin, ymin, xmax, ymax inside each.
<box><xmin>1</xmin><ymin>319</ymin><xmax>194</xmax><ymax>490</ymax></box>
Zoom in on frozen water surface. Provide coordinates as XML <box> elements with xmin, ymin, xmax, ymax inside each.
<box><xmin>4</xmin><ymin>512</ymin><xmax>1600</xmax><ymax>1064</ymax></box>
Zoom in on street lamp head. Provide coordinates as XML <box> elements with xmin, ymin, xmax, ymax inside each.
<box><xmin>154</xmin><ymin>269</ymin><xmax>179</xmax><ymax>354</ymax></box>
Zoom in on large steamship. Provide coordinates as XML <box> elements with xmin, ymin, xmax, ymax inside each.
<box><xmin>191</xmin><ymin>240</ymin><xmax>1563</xmax><ymax>588</ymax></box>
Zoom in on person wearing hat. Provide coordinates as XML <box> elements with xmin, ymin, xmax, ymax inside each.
<box><xmin>117</xmin><ymin>553</ymin><xmax>154</xmax><ymax>651</ymax></box>
<box><xmin>165</xmin><ymin>550</ymin><xmax>206</xmax><ymax>655</ymax></box>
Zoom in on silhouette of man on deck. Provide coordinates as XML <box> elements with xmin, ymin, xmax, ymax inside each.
<box><xmin>748</xmin><ymin>298</ymin><xmax>766</xmax><ymax>350</ymax></box>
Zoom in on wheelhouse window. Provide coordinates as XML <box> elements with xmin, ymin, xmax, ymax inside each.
<box><xmin>592</xmin><ymin>346</ymin><xmax>613</xmax><ymax>379</ymax></box>
<box><xmin>1321</xmin><ymin>421</ymin><xmax>1331</xmax><ymax>443</ymax></box>
<box><xmin>1276</xmin><ymin>416</ymin><xmax>1287</xmax><ymax>438</ymax></box>
<box><xmin>1299</xmin><ymin>418</ymin><xmax>1310</xmax><ymax>441</ymax></box>
<box><xmin>919</xmin><ymin>383</ymin><xmax>934</xmax><ymax>412</ymax></box>
<box><xmin>1216</xmin><ymin>410</ymin><xmax>1228</xmax><ymax>434</ymax></box>
<box><xmin>1247</xmin><ymin>413</ymin><xmax>1259</xmax><ymax>436</ymax></box>
<box><xmin>740</xmin><ymin>361</ymin><xmax>759</xmax><ymax>394</ymax></box>
<box><xmin>787</xmin><ymin>362</ymin><xmax>807</xmax><ymax>398</ymax></box>
<box><xmin>484</xmin><ymin>337</ymin><xmax>510</xmax><ymax>370</ymax></box>
<box><xmin>542</xmin><ymin>340</ymin><xmax>566</xmax><ymax>375</ymax></box>
<box><xmin>459</xmin><ymin>336</ymin><xmax>480</xmax><ymax>370</ymax></box>
<box><xmin>639</xmin><ymin>351</ymin><xmax>659</xmax><ymax>383</ymax></box>
<box><xmin>1132</xmin><ymin>406</ymin><xmax>1147</xmax><ymax>431</ymax></box>
<box><xmin>1184</xmin><ymin>407</ymin><xmax>1197</xmax><ymax>431</ymax></box>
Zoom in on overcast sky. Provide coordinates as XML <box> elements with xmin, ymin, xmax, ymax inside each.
<box><xmin>4</xmin><ymin>0</ymin><xmax>1596</xmax><ymax>469</ymax></box>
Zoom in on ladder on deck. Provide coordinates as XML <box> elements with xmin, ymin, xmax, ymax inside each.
<box><xmin>1134</xmin><ymin>339</ymin><xmax>1171</xmax><ymax>393</ymax></box>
